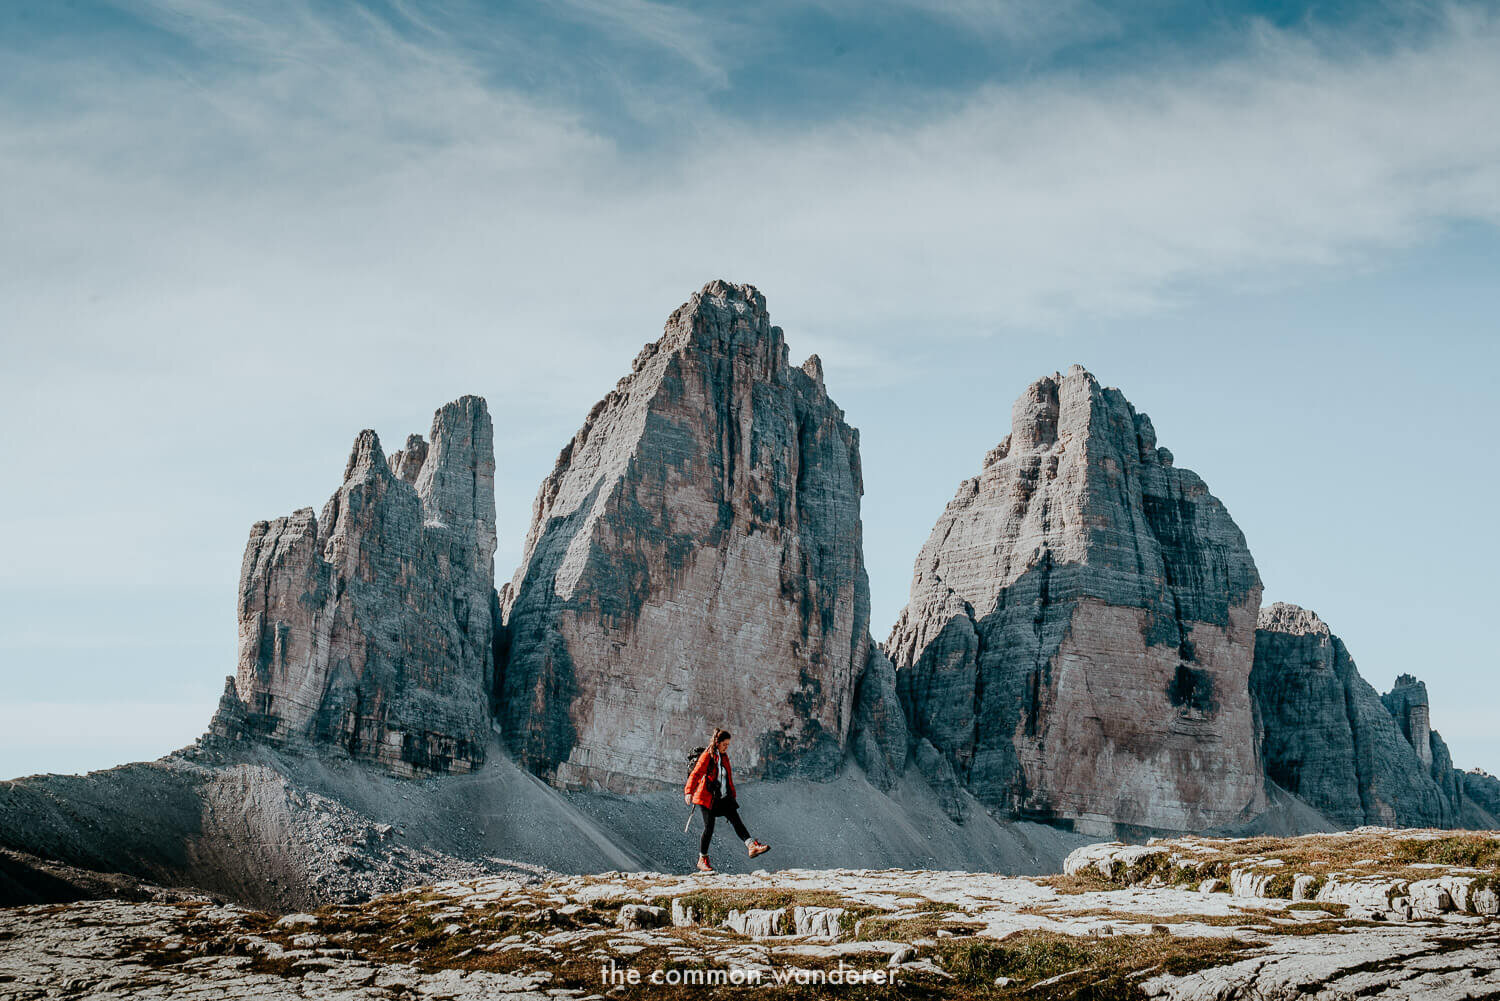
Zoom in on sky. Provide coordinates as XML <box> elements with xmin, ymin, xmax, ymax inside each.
<box><xmin>1</xmin><ymin>0</ymin><xmax>1497</xmax><ymax>781</ymax></box>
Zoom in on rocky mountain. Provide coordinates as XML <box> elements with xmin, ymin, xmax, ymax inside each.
<box><xmin>885</xmin><ymin>365</ymin><xmax>1265</xmax><ymax>835</ymax></box>
<box><xmin>4</xmin><ymin>282</ymin><xmax>1498</xmax><ymax>917</ymax></box>
<box><xmin>1252</xmin><ymin>602</ymin><xmax>1499</xmax><ymax>829</ymax></box>
<box><xmin>209</xmin><ymin>397</ymin><xmax>498</xmax><ymax>777</ymax></box>
<box><xmin>498</xmin><ymin>281</ymin><xmax>876</xmax><ymax>791</ymax></box>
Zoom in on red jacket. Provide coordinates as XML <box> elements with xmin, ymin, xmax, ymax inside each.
<box><xmin>685</xmin><ymin>749</ymin><xmax>736</xmax><ymax>808</ymax></box>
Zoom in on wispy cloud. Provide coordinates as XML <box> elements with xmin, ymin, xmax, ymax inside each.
<box><xmin>877</xmin><ymin>0</ymin><xmax>1121</xmax><ymax>46</ymax></box>
<box><xmin>549</xmin><ymin>0</ymin><xmax>731</xmax><ymax>88</ymax></box>
<box><xmin>9</xmin><ymin>3</ymin><xmax>1497</xmax><ymax>350</ymax></box>
<box><xmin>5</xmin><ymin>3</ymin><xmax>1497</xmax><ymax>462</ymax></box>
<box><xmin>3</xmin><ymin>1</ymin><xmax>1500</xmax><ymax>776</ymax></box>
<box><xmin>4</xmin><ymin>0</ymin><xmax>1497</xmax><ymax>522</ymax></box>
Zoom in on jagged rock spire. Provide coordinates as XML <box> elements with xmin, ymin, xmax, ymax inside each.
<box><xmin>887</xmin><ymin>365</ymin><xmax>1264</xmax><ymax>833</ymax></box>
<box><xmin>499</xmin><ymin>280</ymin><xmax>872</xmax><ymax>791</ymax></box>
<box><xmin>211</xmin><ymin>396</ymin><xmax>497</xmax><ymax>776</ymax></box>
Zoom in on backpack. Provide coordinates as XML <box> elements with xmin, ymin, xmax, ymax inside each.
<box><xmin>685</xmin><ymin>746</ymin><xmax>721</xmax><ymax>803</ymax></box>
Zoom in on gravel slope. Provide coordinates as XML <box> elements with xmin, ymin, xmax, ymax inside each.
<box><xmin>0</xmin><ymin>742</ymin><xmax>1089</xmax><ymax>909</ymax></box>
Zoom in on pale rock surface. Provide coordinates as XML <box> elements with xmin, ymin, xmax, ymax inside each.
<box><xmin>10</xmin><ymin>841</ymin><xmax>1500</xmax><ymax>1001</ymax></box>
<box><xmin>211</xmin><ymin>397</ymin><xmax>498</xmax><ymax>776</ymax></box>
<box><xmin>1063</xmin><ymin>831</ymin><xmax>1500</xmax><ymax>924</ymax></box>
<box><xmin>887</xmin><ymin>366</ymin><xmax>1264</xmax><ymax>833</ymax></box>
<box><xmin>614</xmin><ymin>903</ymin><xmax>666</xmax><ymax>930</ymax></box>
<box><xmin>500</xmin><ymin>281</ymin><xmax>871</xmax><ymax>790</ymax></box>
<box><xmin>724</xmin><ymin>907</ymin><xmax>787</xmax><ymax>937</ymax></box>
<box><xmin>1063</xmin><ymin>842</ymin><xmax>1169</xmax><ymax>880</ymax></box>
<box><xmin>1142</xmin><ymin>927</ymin><xmax>1500</xmax><ymax>1001</ymax></box>
<box><xmin>791</xmin><ymin>904</ymin><xmax>845</xmax><ymax>938</ymax></box>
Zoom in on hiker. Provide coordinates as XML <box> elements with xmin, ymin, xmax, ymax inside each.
<box><xmin>684</xmin><ymin>728</ymin><xmax>769</xmax><ymax>872</ymax></box>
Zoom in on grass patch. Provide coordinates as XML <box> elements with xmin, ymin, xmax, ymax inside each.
<box><xmin>1044</xmin><ymin>873</ymin><xmax>1116</xmax><ymax>895</ymax></box>
<box><xmin>854</xmin><ymin>913</ymin><xmax>983</xmax><ymax>942</ymax></box>
<box><xmin>1287</xmin><ymin>901</ymin><xmax>1348</xmax><ymax>916</ymax></box>
<box><xmin>1262</xmin><ymin>873</ymin><xmax>1294</xmax><ymax>899</ymax></box>
<box><xmin>925</xmin><ymin>929</ymin><xmax>1253</xmax><ymax>998</ymax></box>
<box><xmin>1392</xmin><ymin>836</ymin><xmax>1500</xmax><ymax>871</ymax></box>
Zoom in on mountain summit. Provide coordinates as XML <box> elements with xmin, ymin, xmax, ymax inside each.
<box><xmin>499</xmin><ymin>280</ymin><xmax>874</xmax><ymax>791</ymax></box>
<box><xmin>887</xmin><ymin>365</ymin><xmax>1264</xmax><ymax>834</ymax></box>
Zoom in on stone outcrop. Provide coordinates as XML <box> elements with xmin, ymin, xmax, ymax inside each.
<box><xmin>210</xmin><ymin>397</ymin><xmax>498</xmax><ymax>776</ymax></box>
<box><xmin>498</xmin><ymin>281</ymin><xmax>871</xmax><ymax>791</ymax></box>
<box><xmin>13</xmin><ymin>833</ymin><xmax>1500</xmax><ymax>1001</ymax></box>
<box><xmin>886</xmin><ymin>366</ymin><xmax>1265</xmax><ymax>834</ymax></box>
<box><xmin>1381</xmin><ymin>674</ymin><xmax>1433</xmax><ymax>769</ymax></box>
<box><xmin>1252</xmin><ymin>602</ymin><xmax>1498</xmax><ymax>829</ymax></box>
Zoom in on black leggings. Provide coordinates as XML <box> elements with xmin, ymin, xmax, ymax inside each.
<box><xmin>699</xmin><ymin>804</ymin><xmax>750</xmax><ymax>856</ymax></box>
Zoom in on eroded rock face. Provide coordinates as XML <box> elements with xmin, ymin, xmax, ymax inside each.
<box><xmin>498</xmin><ymin>281</ymin><xmax>870</xmax><ymax>791</ymax></box>
<box><xmin>849</xmin><ymin>643</ymin><xmax>908</xmax><ymax>792</ymax></box>
<box><xmin>1252</xmin><ymin>603</ymin><xmax>1498</xmax><ymax>829</ymax></box>
<box><xmin>210</xmin><ymin>397</ymin><xmax>497</xmax><ymax>776</ymax></box>
<box><xmin>1462</xmin><ymin>769</ymin><xmax>1500</xmax><ymax>822</ymax></box>
<box><xmin>1381</xmin><ymin>674</ymin><xmax>1433</xmax><ymax>769</ymax></box>
<box><xmin>1250</xmin><ymin>603</ymin><xmax>1371</xmax><ymax>827</ymax></box>
<box><xmin>886</xmin><ymin>366</ymin><xmax>1265</xmax><ymax>834</ymax></box>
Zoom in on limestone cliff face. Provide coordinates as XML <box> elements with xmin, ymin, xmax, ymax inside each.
<box><xmin>849</xmin><ymin>643</ymin><xmax>908</xmax><ymax>792</ymax></box>
<box><xmin>1381</xmin><ymin>675</ymin><xmax>1434</xmax><ymax>770</ymax></box>
<box><xmin>886</xmin><ymin>366</ymin><xmax>1265</xmax><ymax>834</ymax></box>
<box><xmin>499</xmin><ymin>281</ymin><xmax>870</xmax><ymax>791</ymax></box>
<box><xmin>210</xmin><ymin>397</ymin><xmax>497</xmax><ymax>776</ymax></box>
<box><xmin>1253</xmin><ymin>603</ymin><xmax>1499</xmax><ymax>829</ymax></box>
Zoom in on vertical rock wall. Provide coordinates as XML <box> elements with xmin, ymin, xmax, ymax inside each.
<box><xmin>1253</xmin><ymin>603</ymin><xmax>1498</xmax><ymax>829</ymax></box>
<box><xmin>183</xmin><ymin>292</ymin><xmax>1490</xmax><ymax>834</ymax></box>
<box><xmin>887</xmin><ymin>366</ymin><xmax>1265</xmax><ymax>834</ymax></box>
<box><xmin>499</xmin><ymin>281</ymin><xmax>871</xmax><ymax>791</ymax></box>
<box><xmin>210</xmin><ymin>397</ymin><xmax>497</xmax><ymax>776</ymax></box>
<box><xmin>1382</xmin><ymin>674</ymin><xmax>1434</xmax><ymax>769</ymax></box>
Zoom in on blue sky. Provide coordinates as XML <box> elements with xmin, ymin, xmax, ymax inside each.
<box><xmin>1</xmin><ymin>1</ymin><xmax>1497</xmax><ymax>780</ymax></box>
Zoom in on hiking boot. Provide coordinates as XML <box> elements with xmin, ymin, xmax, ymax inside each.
<box><xmin>696</xmin><ymin>855</ymin><xmax>715</xmax><ymax>873</ymax></box>
<box><xmin>747</xmin><ymin>840</ymin><xmax>770</xmax><ymax>859</ymax></box>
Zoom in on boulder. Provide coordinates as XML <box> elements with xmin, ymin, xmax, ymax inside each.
<box><xmin>791</xmin><ymin>905</ymin><xmax>845</xmax><ymax>938</ymax></box>
<box><xmin>616</xmin><ymin>904</ymin><xmax>667</xmax><ymax>930</ymax></box>
<box><xmin>724</xmin><ymin>907</ymin><xmax>786</xmax><ymax>937</ymax></box>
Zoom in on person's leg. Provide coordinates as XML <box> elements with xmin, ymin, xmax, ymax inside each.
<box><xmin>699</xmin><ymin>806</ymin><xmax>716</xmax><ymax>857</ymax></box>
<box><xmin>723</xmin><ymin>806</ymin><xmax>751</xmax><ymax>842</ymax></box>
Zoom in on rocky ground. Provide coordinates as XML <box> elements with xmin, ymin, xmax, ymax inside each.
<box><xmin>0</xmin><ymin>744</ymin><xmax>1089</xmax><ymax>911</ymax></box>
<box><xmin>3</xmin><ymin>829</ymin><xmax>1499</xmax><ymax>1000</ymax></box>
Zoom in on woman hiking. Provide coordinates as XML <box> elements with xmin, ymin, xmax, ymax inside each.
<box><xmin>684</xmin><ymin>728</ymin><xmax>770</xmax><ymax>872</ymax></box>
